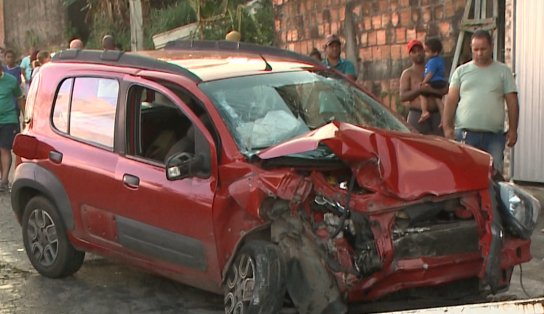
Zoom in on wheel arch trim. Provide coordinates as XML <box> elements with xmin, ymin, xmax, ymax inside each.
<box><xmin>11</xmin><ymin>163</ymin><xmax>74</xmax><ymax>230</ymax></box>
<box><xmin>221</xmin><ymin>224</ymin><xmax>271</xmax><ymax>281</ymax></box>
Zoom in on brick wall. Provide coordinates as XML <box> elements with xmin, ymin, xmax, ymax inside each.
<box><xmin>272</xmin><ymin>0</ymin><xmax>467</xmax><ymax>113</ymax></box>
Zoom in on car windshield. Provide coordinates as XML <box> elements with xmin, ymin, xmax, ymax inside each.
<box><xmin>199</xmin><ymin>70</ymin><xmax>409</xmax><ymax>155</ymax></box>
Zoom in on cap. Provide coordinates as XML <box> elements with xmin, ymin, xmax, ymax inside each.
<box><xmin>406</xmin><ymin>39</ymin><xmax>423</xmax><ymax>53</ymax></box>
<box><xmin>325</xmin><ymin>34</ymin><xmax>341</xmax><ymax>46</ymax></box>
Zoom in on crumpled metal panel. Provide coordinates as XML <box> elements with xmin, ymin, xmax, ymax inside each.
<box><xmin>259</xmin><ymin>121</ymin><xmax>491</xmax><ymax>200</ymax></box>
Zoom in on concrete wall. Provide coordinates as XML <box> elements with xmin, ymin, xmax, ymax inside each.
<box><xmin>3</xmin><ymin>0</ymin><xmax>67</xmax><ymax>54</ymax></box>
<box><xmin>272</xmin><ymin>0</ymin><xmax>467</xmax><ymax>112</ymax></box>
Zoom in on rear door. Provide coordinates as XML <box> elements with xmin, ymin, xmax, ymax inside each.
<box><xmin>48</xmin><ymin>75</ymin><xmax>123</xmax><ymax>242</ymax></box>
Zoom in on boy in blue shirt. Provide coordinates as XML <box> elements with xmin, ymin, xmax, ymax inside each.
<box><xmin>419</xmin><ymin>38</ymin><xmax>448</xmax><ymax>123</ymax></box>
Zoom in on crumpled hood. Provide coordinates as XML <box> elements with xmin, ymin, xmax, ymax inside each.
<box><xmin>258</xmin><ymin>122</ymin><xmax>491</xmax><ymax>200</ymax></box>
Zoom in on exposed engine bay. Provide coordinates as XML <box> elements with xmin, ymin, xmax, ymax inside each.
<box><xmin>258</xmin><ymin>168</ymin><xmax>483</xmax><ymax>313</ymax></box>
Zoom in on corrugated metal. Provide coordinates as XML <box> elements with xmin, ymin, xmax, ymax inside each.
<box><xmin>512</xmin><ymin>0</ymin><xmax>544</xmax><ymax>182</ymax></box>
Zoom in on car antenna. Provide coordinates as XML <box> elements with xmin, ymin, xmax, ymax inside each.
<box><xmin>260</xmin><ymin>54</ymin><xmax>272</xmax><ymax>71</ymax></box>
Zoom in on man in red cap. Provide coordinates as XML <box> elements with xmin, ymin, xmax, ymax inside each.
<box><xmin>400</xmin><ymin>39</ymin><xmax>448</xmax><ymax>135</ymax></box>
<box><xmin>323</xmin><ymin>34</ymin><xmax>356</xmax><ymax>81</ymax></box>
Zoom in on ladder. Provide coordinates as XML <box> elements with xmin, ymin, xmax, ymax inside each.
<box><xmin>450</xmin><ymin>0</ymin><xmax>499</xmax><ymax>79</ymax></box>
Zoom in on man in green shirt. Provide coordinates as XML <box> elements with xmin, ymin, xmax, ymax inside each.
<box><xmin>443</xmin><ymin>30</ymin><xmax>519</xmax><ymax>175</ymax></box>
<box><xmin>0</xmin><ymin>61</ymin><xmax>25</xmax><ymax>191</ymax></box>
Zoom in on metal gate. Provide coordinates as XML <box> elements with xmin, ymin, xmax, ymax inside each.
<box><xmin>512</xmin><ymin>0</ymin><xmax>544</xmax><ymax>182</ymax></box>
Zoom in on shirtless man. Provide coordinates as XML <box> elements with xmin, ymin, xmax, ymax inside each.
<box><xmin>400</xmin><ymin>39</ymin><xmax>448</xmax><ymax>135</ymax></box>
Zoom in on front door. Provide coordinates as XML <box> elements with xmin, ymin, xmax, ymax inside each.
<box><xmin>113</xmin><ymin>77</ymin><xmax>221</xmax><ymax>290</ymax></box>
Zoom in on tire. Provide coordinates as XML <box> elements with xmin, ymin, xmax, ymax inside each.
<box><xmin>21</xmin><ymin>196</ymin><xmax>85</xmax><ymax>278</ymax></box>
<box><xmin>224</xmin><ymin>240</ymin><xmax>286</xmax><ymax>314</ymax></box>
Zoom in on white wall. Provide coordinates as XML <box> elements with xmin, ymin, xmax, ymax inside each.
<box><xmin>512</xmin><ymin>0</ymin><xmax>544</xmax><ymax>182</ymax></box>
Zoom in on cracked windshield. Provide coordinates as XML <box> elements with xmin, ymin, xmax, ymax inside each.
<box><xmin>200</xmin><ymin>71</ymin><xmax>409</xmax><ymax>155</ymax></box>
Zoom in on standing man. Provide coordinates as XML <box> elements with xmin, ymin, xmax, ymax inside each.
<box><xmin>20</xmin><ymin>47</ymin><xmax>37</xmax><ymax>94</ymax></box>
<box><xmin>69</xmin><ymin>38</ymin><xmax>84</xmax><ymax>49</ymax></box>
<box><xmin>0</xmin><ymin>61</ymin><xmax>25</xmax><ymax>191</ymax></box>
<box><xmin>225</xmin><ymin>30</ymin><xmax>241</xmax><ymax>42</ymax></box>
<box><xmin>102</xmin><ymin>35</ymin><xmax>116</xmax><ymax>50</ymax></box>
<box><xmin>400</xmin><ymin>39</ymin><xmax>448</xmax><ymax>135</ymax></box>
<box><xmin>443</xmin><ymin>30</ymin><xmax>519</xmax><ymax>174</ymax></box>
<box><xmin>323</xmin><ymin>34</ymin><xmax>357</xmax><ymax>81</ymax></box>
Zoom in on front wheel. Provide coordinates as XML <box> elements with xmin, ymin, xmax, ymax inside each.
<box><xmin>22</xmin><ymin>196</ymin><xmax>85</xmax><ymax>278</ymax></box>
<box><xmin>224</xmin><ymin>241</ymin><xmax>286</xmax><ymax>314</ymax></box>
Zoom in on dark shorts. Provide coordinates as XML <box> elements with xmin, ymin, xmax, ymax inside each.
<box><xmin>407</xmin><ymin>109</ymin><xmax>443</xmax><ymax>136</ymax></box>
<box><xmin>0</xmin><ymin>123</ymin><xmax>20</xmax><ymax>149</ymax></box>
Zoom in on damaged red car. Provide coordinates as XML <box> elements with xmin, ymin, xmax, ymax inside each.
<box><xmin>11</xmin><ymin>41</ymin><xmax>540</xmax><ymax>314</ymax></box>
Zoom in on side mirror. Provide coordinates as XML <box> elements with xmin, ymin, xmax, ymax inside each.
<box><xmin>165</xmin><ymin>152</ymin><xmax>204</xmax><ymax>181</ymax></box>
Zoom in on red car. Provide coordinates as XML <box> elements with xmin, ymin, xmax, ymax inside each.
<box><xmin>11</xmin><ymin>41</ymin><xmax>540</xmax><ymax>313</ymax></box>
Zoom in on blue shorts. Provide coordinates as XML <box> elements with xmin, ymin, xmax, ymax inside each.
<box><xmin>454</xmin><ymin>129</ymin><xmax>506</xmax><ymax>173</ymax></box>
<box><xmin>0</xmin><ymin>123</ymin><xmax>20</xmax><ymax>149</ymax></box>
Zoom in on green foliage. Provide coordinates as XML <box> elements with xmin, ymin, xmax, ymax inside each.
<box><xmin>144</xmin><ymin>1</ymin><xmax>197</xmax><ymax>49</ymax></box>
<box><xmin>85</xmin><ymin>19</ymin><xmax>130</xmax><ymax>50</ymax></box>
<box><xmin>247</xmin><ymin>0</ymin><xmax>274</xmax><ymax>45</ymax></box>
<box><xmin>201</xmin><ymin>0</ymin><xmax>274</xmax><ymax>45</ymax></box>
<box><xmin>64</xmin><ymin>0</ymin><xmax>274</xmax><ymax>50</ymax></box>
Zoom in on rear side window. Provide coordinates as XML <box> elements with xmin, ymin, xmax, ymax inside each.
<box><xmin>52</xmin><ymin>77</ymin><xmax>119</xmax><ymax>148</ymax></box>
<box><xmin>24</xmin><ymin>70</ymin><xmax>41</xmax><ymax>124</ymax></box>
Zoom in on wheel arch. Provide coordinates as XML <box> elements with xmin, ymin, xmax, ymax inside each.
<box><xmin>11</xmin><ymin>163</ymin><xmax>74</xmax><ymax>230</ymax></box>
<box><xmin>221</xmin><ymin>224</ymin><xmax>272</xmax><ymax>282</ymax></box>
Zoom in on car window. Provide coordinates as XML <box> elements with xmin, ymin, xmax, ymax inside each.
<box><xmin>126</xmin><ymin>85</ymin><xmax>196</xmax><ymax>164</ymax></box>
<box><xmin>52</xmin><ymin>77</ymin><xmax>119</xmax><ymax>149</ymax></box>
<box><xmin>200</xmin><ymin>71</ymin><xmax>409</xmax><ymax>155</ymax></box>
<box><xmin>24</xmin><ymin>70</ymin><xmax>41</xmax><ymax>124</ymax></box>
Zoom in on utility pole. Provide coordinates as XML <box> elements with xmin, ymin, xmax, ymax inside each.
<box><xmin>129</xmin><ymin>0</ymin><xmax>144</xmax><ymax>51</ymax></box>
<box><xmin>0</xmin><ymin>0</ymin><xmax>5</xmax><ymax>48</ymax></box>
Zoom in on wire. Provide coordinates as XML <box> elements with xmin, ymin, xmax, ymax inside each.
<box><xmin>329</xmin><ymin>171</ymin><xmax>356</xmax><ymax>239</ymax></box>
<box><xmin>519</xmin><ymin>264</ymin><xmax>533</xmax><ymax>298</ymax></box>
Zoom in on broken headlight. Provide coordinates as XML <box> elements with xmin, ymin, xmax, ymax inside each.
<box><xmin>497</xmin><ymin>182</ymin><xmax>540</xmax><ymax>239</ymax></box>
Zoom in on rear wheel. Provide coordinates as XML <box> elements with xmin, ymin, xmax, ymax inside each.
<box><xmin>22</xmin><ymin>196</ymin><xmax>85</xmax><ymax>278</ymax></box>
<box><xmin>224</xmin><ymin>241</ymin><xmax>286</xmax><ymax>314</ymax></box>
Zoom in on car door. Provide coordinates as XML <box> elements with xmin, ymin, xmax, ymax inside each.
<box><xmin>112</xmin><ymin>77</ymin><xmax>222</xmax><ymax>290</ymax></box>
<box><xmin>48</xmin><ymin>75</ymin><xmax>124</xmax><ymax>243</ymax></box>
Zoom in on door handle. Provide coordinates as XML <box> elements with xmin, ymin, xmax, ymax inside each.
<box><xmin>123</xmin><ymin>174</ymin><xmax>140</xmax><ymax>188</ymax></box>
<box><xmin>49</xmin><ymin>151</ymin><xmax>63</xmax><ymax>164</ymax></box>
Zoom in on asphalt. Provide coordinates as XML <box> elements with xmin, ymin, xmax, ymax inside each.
<box><xmin>1</xmin><ymin>183</ymin><xmax>543</xmax><ymax>313</ymax></box>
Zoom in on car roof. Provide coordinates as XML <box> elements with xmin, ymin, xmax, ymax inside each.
<box><xmin>135</xmin><ymin>50</ymin><xmax>319</xmax><ymax>81</ymax></box>
<box><xmin>140</xmin><ymin>40</ymin><xmax>325</xmax><ymax>82</ymax></box>
<box><xmin>52</xmin><ymin>41</ymin><xmax>325</xmax><ymax>82</ymax></box>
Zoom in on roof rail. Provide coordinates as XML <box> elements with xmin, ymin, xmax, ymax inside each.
<box><xmin>52</xmin><ymin>49</ymin><xmax>201</xmax><ymax>82</ymax></box>
<box><xmin>164</xmin><ymin>40</ymin><xmax>322</xmax><ymax>67</ymax></box>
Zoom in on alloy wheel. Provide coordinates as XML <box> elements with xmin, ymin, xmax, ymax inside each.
<box><xmin>224</xmin><ymin>254</ymin><xmax>256</xmax><ymax>314</ymax></box>
<box><xmin>26</xmin><ymin>209</ymin><xmax>58</xmax><ymax>267</ymax></box>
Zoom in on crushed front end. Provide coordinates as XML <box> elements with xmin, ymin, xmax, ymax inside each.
<box><xmin>248</xmin><ymin>122</ymin><xmax>539</xmax><ymax>313</ymax></box>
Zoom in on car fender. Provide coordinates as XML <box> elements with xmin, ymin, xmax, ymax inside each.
<box><xmin>11</xmin><ymin>163</ymin><xmax>74</xmax><ymax>230</ymax></box>
<box><xmin>220</xmin><ymin>224</ymin><xmax>271</xmax><ymax>280</ymax></box>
